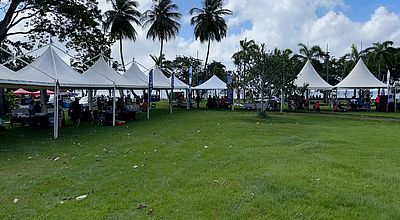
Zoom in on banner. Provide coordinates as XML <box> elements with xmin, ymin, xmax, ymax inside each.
<box><xmin>171</xmin><ymin>73</ymin><xmax>175</xmax><ymax>90</ymax></box>
<box><xmin>148</xmin><ymin>69</ymin><xmax>153</xmax><ymax>103</ymax></box>
<box><xmin>387</xmin><ymin>70</ymin><xmax>394</xmax><ymax>102</ymax></box>
<box><xmin>227</xmin><ymin>71</ymin><xmax>233</xmax><ymax>103</ymax></box>
<box><xmin>188</xmin><ymin>66</ymin><xmax>193</xmax><ymax>108</ymax></box>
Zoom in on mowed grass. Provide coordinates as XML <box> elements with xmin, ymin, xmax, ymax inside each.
<box><xmin>0</xmin><ymin>108</ymin><xmax>400</xmax><ymax>219</ymax></box>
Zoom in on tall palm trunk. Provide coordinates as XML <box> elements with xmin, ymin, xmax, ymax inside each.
<box><xmin>159</xmin><ymin>38</ymin><xmax>164</xmax><ymax>60</ymax></box>
<box><xmin>203</xmin><ymin>38</ymin><xmax>211</xmax><ymax>81</ymax></box>
<box><xmin>119</xmin><ymin>35</ymin><xmax>126</xmax><ymax>72</ymax></box>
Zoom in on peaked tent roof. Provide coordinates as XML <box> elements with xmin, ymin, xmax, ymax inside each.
<box><xmin>82</xmin><ymin>57</ymin><xmax>121</xmax><ymax>88</ymax></box>
<box><xmin>18</xmin><ymin>46</ymin><xmax>89</xmax><ymax>88</ymax></box>
<box><xmin>13</xmin><ymin>88</ymin><xmax>32</xmax><ymax>95</ymax></box>
<box><xmin>335</xmin><ymin>59</ymin><xmax>386</xmax><ymax>88</ymax></box>
<box><xmin>170</xmin><ymin>75</ymin><xmax>189</xmax><ymax>90</ymax></box>
<box><xmin>294</xmin><ymin>60</ymin><xmax>333</xmax><ymax>90</ymax></box>
<box><xmin>122</xmin><ymin>62</ymin><xmax>148</xmax><ymax>88</ymax></box>
<box><xmin>193</xmin><ymin>75</ymin><xmax>227</xmax><ymax>90</ymax></box>
<box><xmin>0</xmin><ymin>64</ymin><xmax>51</xmax><ymax>88</ymax></box>
<box><xmin>152</xmin><ymin>67</ymin><xmax>172</xmax><ymax>89</ymax></box>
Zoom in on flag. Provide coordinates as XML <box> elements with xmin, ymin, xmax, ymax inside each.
<box><xmin>188</xmin><ymin>66</ymin><xmax>193</xmax><ymax>109</ymax></box>
<box><xmin>387</xmin><ymin>70</ymin><xmax>393</xmax><ymax>102</ymax></box>
<box><xmin>227</xmin><ymin>71</ymin><xmax>233</xmax><ymax>103</ymax></box>
<box><xmin>148</xmin><ymin>69</ymin><xmax>153</xmax><ymax>102</ymax></box>
<box><xmin>171</xmin><ymin>73</ymin><xmax>174</xmax><ymax>91</ymax></box>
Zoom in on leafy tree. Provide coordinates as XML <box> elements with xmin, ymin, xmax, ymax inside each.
<box><xmin>232</xmin><ymin>38</ymin><xmax>258</xmax><ymax>101</ymax></box>
<box><xmin>170</xmin><ymin>55</ymin><xmax>202</xmax><ymax>84</ymax></box>
<box><xmin>190</xmin><ymin>0</ymin><xmax>232</xmax><ymax>81</ymax></box>
<box><xmin>103</xmin><ymin>0</ymin><xmax>141</xmax><ymax>71</ymax></box>
<box><xmin>246</xmin><ymin>44</ymin><xmax>286</xmax><ymax>114</ymax></box>
<box><xmin>207</xmin><ymin>60</ymin><xmax>226</xmax><ymax>82</ymax></box>
<box><xmin>0</xmin><ymin>0</ymin><xmax>113</xmax><ymax>114</ymax></box>
<box><xmin>142</xmin><ymin>0</ymin><xmax>181</xmax><ymax>58</ymax></box>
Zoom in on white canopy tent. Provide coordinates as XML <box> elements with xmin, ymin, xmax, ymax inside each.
<box><xmin>193</xmin><ymin>75</ymin><xmax>227</xmax><ymax>90</ymax></box>
<box><xmin>170</xmin><ymin>75</ymin><xmax>189</xmax><ymax>90</ymax></box>
<box><xmin>0</xmin><ymin>64</ymin><xmax>53</xmax><ymax>88</ymax></box>
<box><xmin>294</xmin><ymin>60</ymin><xmax>333</xmax><ymax>90</ymax></box>
<box><xmin>122</xmin><ymin>62</ymin><xmax>148</xmax><ymax>88</ymax></box>
<box><xmin>152</xmin><ymin>67</ymin><xmax>172</xmax><ymax>89</ymax></box>
<box><xmin>18</xmin><ymin>46</ymin><xmax>90</xmax><ymax>88</ymax></box>
<box><xmin>335</xmin><ymin>59</ymin><xmax>387</xmax><ymax>88</ymax></box>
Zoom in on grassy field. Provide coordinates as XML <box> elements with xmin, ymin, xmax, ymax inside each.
<box><xmin>0</xmin><ymin>108</ymin><xmax>400</xmax><ymax>219</ymax></box>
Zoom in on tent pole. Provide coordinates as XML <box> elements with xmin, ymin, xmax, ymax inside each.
<box><xmin>147</xmin><ymin>89</ymin><xmax>150</xmax><ymax>119</ymax></box>
<box><xmin>53</xmin><ymin>81</ymin><xmax>59</xmax><ymax>139</ymax></box>
<box><xmin>112</xmin><ymin>85</ymin><xmax>116</xmax><ymax>126</ymax></box>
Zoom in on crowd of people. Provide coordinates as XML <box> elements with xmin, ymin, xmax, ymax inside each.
<box><xmin>205</xmin><ymin>95</ymin><xmax>230</xmax><ymax>109</ymax></box>
<box><xmin>68</xmin><ymin>94</ymin><xmax>148</xmax><ymax>127</ymax></box>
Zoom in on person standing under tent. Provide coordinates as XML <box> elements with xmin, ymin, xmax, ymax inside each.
<box><xmin>315</xmin><ymin>101</ymin><xmax>321</xmax><ymax>114</ymax></box>
<box><xmin>71</xmin><ymin>98</ymin><xmax>81</xmax><ymax>127</ymax></box>
<box><xmin>195</xmin><ymin>94</ymin><xmax>201</xmax><ymax>109</ymax></box>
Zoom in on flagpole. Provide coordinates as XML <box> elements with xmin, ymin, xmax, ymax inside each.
<box><xmin>170</xmin><ymin>73</ymin><xmax>174</xmax><ymax>114</ymax></box>
<box><xmin>147</xmin><ymin>69</ymin><xmax>153</xmax><ymax>119</ymax></box>
<box><xmin>187</xmin><ymin>66</ymin><xmax>193</xmax><ymax>110</ymax></box>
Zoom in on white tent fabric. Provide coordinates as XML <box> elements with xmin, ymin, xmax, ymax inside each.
<box><xmin>0</xmin><ymin>64</ymin><xmax>53</xmax><ymax>87</ymax></box>
<box><xmin>122</xmin><ymin>62</ymin><xmax>148</xmax><ymax>88</ymax></box>
<box><xmin>335</xmin><ymin>59</ymin><xmax>386</xmax><ymax>88</ymax></box>
<box><xmin>170</xmin><ymin>75</ymin><xmax>189</xmax><ymax>90</ymax></box>
<box><xmin>81</xmin><ymin>58</ymin><xmax>114</xmax><ymax>89</ymax></box>
<box><xmin>193</xmin><ymin>75</ymin><xmax>227</xmax><ymax>90</ymax></box>
<box><xmin>83</xmin><ymin>56</ymin><xmax>143</xmax><ymax>89</ymax></box>
<box><xmin>18</xmin><ymin>46</ymin><xmax>89</xmax><ymax>88</ymax></box>
<box><xmin>152</xmin><ymin>67</ymin><xmax>172</xmax><ymax>89</ymax></box>
<box><xmin>294</xmin><ymin>60</ymin><xmax>333</xmax><ymax>90</ymax></box>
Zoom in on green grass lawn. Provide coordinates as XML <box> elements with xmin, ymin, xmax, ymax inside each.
<box><xmin>1</xmin><ymin>108</ymin><xmax>400</xmax><ymax>219</ymax></box>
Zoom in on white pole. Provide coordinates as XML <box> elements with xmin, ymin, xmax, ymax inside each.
<box><xmin>112</xmin><ymin>85</ymin><xmax>116</xmax><ymax>126</ymax></box>
<box><xmin>280</xmin><ymin>88</ymin><xmax>284</xmax><ymax>113</ymax></box>
<box><xmin>53</xmin><ymin>81</ymin><xmax>59</xmax><ymax>139</ymax></box>
<box><xmin>50</xmin><ymin>45</ymin><xmax>60</xmax><ymax>139</ymax></box>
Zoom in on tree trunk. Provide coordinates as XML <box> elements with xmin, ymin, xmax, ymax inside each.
<box><xmin>203</xmin><ymin>38</ymin><xmax>211</xmax><ymax>81</ymax></box>
<box><xmin>0</xmin><ymin>0</ymin><xmax>22</xmax><ymax>43</ymax></box>
<box><xmin>119</xmin><ymin>36</ymin><xmax>126</xmax><ymax>72</ymax></box>
<box><xmin>159</xmin><ymin>38</ymin><xmax>164</xmax><ymax>60</ymax></box>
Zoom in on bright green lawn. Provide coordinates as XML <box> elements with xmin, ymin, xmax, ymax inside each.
<box><xmin>0</xmin><ymin>108</ymin><xmax>400</xmax><ymax>219</ymax></box>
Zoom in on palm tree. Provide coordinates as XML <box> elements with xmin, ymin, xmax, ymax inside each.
<box><xmin>142</xmin><ymin>0</ymin><xmax>181</xmax><ymax>59</ymax></box>
<box><xmin>103</xmin><ymin>0</ymin><xmax>141</xmax><ymax>71</ymax></box>
<box><xmin>365</xmin><ymin>41</ymin><xmax>395</xmax><ymax>80</ymax></box>
<box><xmin>190</xmin><ymin>0</ymin><xmax>232</xmax><ymax>80</ymax></box>
<box><xmin>297</xmin><ymin>43</ymin><xmax>325</xmax><ymax>61</ymax></box>
<box><xmin>150</xmin><ymin>54</ymin><xmax>173</xmax><ymax>76</ymax></box>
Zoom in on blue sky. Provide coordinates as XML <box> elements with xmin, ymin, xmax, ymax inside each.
<box><xmin>175</xmin><ymin>0</ymin><xmax>400</xmax><ymax>40</ymax></box>
<box><xmin>2</xmin><ymin>0</ymin><xmax>400</xmax><ymax>68</ymax></box>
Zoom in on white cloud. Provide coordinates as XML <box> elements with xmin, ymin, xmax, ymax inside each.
<box><xmin>6</xmin><ymin>0</ymin><xmax>400</xmax><ymax>72</ymax></box>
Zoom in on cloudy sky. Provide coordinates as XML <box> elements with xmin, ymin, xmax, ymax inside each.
<box><xmin>96</xmin><ymin>0</ymin><xmax>400</xmax><ymax>70</ymax></box>
<box><xmin>4</xmin><ymin>0</ymin><xmax>400</xmax><ymax>70</ymax></box>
